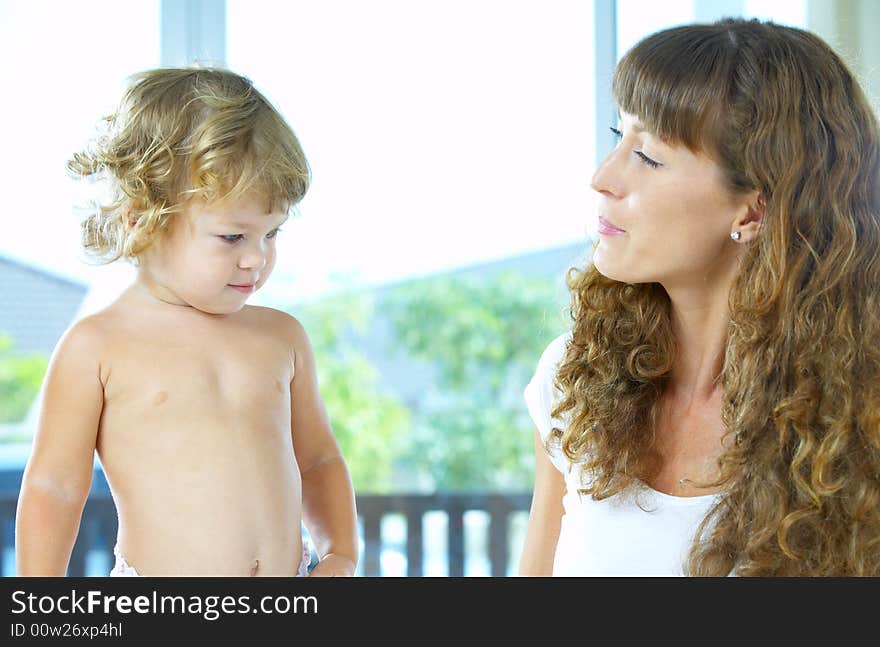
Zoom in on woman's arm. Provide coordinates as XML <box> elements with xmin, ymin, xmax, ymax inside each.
<box><xmin>15</xmin><ymin>318</ymin><xmax>105</xmax><ymax>576</ymax></box>
<box><xmin>518</xmin><ymin>425</ymin><xmax>565</xmax><ymax>576</ymax></box>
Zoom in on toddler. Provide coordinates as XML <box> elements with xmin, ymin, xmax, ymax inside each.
<box><xmin>15</xmin><ymin>67</ymin><xmax>359</xmax><ymax>577</ymax></box>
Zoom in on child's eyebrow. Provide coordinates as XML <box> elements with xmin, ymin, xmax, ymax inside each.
<box><xmin>225</xmin><ymin>215</ymin><xmax>289</xmax><ymax>229</ymax></box>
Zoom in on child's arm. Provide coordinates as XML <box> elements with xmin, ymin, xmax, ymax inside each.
<box><xmin>15</xmin><ymin>318</ymin><xmax>105</xmax><ymax>576</ymax></box>
<box><xmin>518</xmin><ymin>425</ymin><xmax>565</xmax><ymax>576</ymax></box>
<box><xmin>287</xmin><ymin>316</ymin><xmax>359</xmax><ymax>577</ymax></box>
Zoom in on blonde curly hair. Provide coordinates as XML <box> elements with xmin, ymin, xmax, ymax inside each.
<box><xmin>552</xmin><ymin>19</ymin><xmax>880</xmax><ymax>575</ymax></box>
<box><xmin>68</xmin><ymin>66</ymin><xmax>310</xmax><ymax>263</ymax></box>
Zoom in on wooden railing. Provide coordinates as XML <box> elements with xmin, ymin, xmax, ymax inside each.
<box><xmin>0</xmin><ymin>468</ymin><xmax>531</xmax><ymax>577</ymax></box>
<box><xmin>358</xmin><ymin>492</ymin><xmax>531</xmax><ymax>576</ymax></box>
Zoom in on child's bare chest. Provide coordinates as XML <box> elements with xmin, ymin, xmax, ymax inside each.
<box><xmin>101</xmin><ymin>318</ymin><xmax>293</xmax><ymax>426</ymax></box>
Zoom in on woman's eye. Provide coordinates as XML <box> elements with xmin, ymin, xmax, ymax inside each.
<box><xmin>635</xmin><ymin>151</ymin><xmax>661</xmax><ymax>168</ymax></box>
<box><xmin>610</xmin><ymin>126</ymin><xmax>662</xmax><ymax>168</ymax></box>
<box><xmin>220</xmin><ymin>234</ymin><xmax>243</xmax><ymax>243</ymax></box>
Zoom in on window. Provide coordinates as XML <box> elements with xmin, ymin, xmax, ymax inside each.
<box><xmin>227</xmin><ymin>1</ymin><xmax>592</xmax><ymax>497</ymax></box>
<box><xmin>0</xmin><ymin>0</ymin><xmax>160</xmax><ymax>429</ymax></box>
<box><xmin>0</xmin><ymin>0</ymin><xmax>160</xmax><ymax>285</ymax></box>
<box><xmin>617</xmin><ymin>0</ymin><xmax>807</xmax><ymax>60</ymax></box>
<box><xmin>228</xmin><ymin>0</ymin><xmax>594</xmax><ymax>303</ymax></box>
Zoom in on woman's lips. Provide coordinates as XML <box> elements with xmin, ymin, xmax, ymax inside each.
<box><xmin>597</xmin><ymin>216</ymin><xmax>626</xmax><ymax>235</ymax></box>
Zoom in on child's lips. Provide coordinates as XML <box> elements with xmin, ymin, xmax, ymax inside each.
<box><xmin>228</xmin><ymin>284</ymin><xmax>255</xmax><ymax>293</ymax></box>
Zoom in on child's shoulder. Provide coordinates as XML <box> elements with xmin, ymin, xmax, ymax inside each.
<box><xmin>48</xmin><ymin>311</ymin><xmax>118</xmax><ymax>373</ymax></box>
<box><xmin>240</xmin><ymin>305</ymin><xmax>310</xmax><ymax>346</ymax></box>
<box><xmin>56</xmin><ymin>292</ymin><xmax>155</xmax><ymax>357</ymax></box>
<box><xmin>59</xmin><ymin>310</ymin><xmax>115</xmax><ymax>350</ymax></box>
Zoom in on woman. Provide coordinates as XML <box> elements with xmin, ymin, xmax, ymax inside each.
<box><xmin>520</xmin><ymin>18</ymin><xmax>879</xmax><ymax>576</ymax></box>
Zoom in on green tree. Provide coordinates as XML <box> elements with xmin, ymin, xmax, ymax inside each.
<box><xmin>383</xmin><ymin>270</ymin><xmax>569</xmax><ymax>491</ymax></box>
<box><xmin>287</xmin><ymin>292</ymin><xmax>411</xmax><ymax>493</ymax></box>
<box><xmin>0</xmin><ymin>334</ymin><xmax>48</xmax><ymax>427</ymax></box>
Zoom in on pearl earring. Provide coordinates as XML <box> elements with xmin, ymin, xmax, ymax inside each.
<box><xmin>730</xmin><ymin>231</ymin><xmax>741</xmax><ymax>241</ymax></box>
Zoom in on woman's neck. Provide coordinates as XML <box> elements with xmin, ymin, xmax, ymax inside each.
<box><xmin>661</xmin><ymin>263</ymin><xmax>739</xmax><ymax>405</ymax></box>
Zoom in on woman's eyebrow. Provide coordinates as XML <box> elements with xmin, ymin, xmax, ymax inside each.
<box><xmin>630</xmin><ymin>122</ymin><xmax>663</xmax><ymax>142</ymax></box>
<box><xmin>617</xmin><ymin>113</ymin><xmax>647</xmax><ymax>133</ymax></box>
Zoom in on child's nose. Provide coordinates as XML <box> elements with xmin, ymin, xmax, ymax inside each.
<box><xmin>238</xmin><ymin>248</ymin><xmax>268</xmax><ymax>270</ymax></box>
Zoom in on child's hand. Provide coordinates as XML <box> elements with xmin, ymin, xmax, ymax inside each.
<box><xmin>307</xmin><ymin>553</ymin><xmax>356</xmax><ymax>577</ymax></box>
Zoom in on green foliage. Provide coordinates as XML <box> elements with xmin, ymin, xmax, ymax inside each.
<box><xmin>287</xmin><ymin>293</ymin><xmax>411</xmax><ymax>493</ymax></box>
<box><xmin>386</xmin><ymin>271</ymin><xmax>568</xmax><ymax>388</ymax></box>
<box><xmin>383</xmin><ymin>270</ymin><xmax>569</xmax><ymax>491</ymax></box>
<box><xmin>285</xmin><ymin>268</ymin><xmax>570</xmax><ymax>493</ymax></box>
<box><xmin>0</xmin><ymin>335</ymin><xmax>48</xmax><ymax>426</ymax></box>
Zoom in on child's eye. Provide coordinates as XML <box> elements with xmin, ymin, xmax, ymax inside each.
<box><xmin>266</xmin><ymin>227</ymin><xmax>282</xmax><ymax>239</ymax></box>
<box><xmin>610</xmin><ymin>126</ymin><xmax>622</xmax><ymax>140</ymax></box>
<box><xmin>220</xmin><ymin>234</ymin><xmax>243</xmax><ymax>243</ymax></box>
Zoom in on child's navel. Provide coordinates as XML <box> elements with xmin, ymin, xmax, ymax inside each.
<box><xmin>250</xmin><ymin>559</ymin><xmax>259</xmax><ymax>576</ymax></box>
<box><xmin>153</xmin><ymin>391</ymin><xmax>168</xmax><ymax>406</ymax></box>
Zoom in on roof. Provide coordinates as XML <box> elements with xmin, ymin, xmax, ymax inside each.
<box><xmin>0</xmin><ymin>254</ymin><xmax>88</xmax><ymax>355</ymax></box>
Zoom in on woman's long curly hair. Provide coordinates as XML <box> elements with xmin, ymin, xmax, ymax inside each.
<box><xmin>68</xmin><ymin>66</ymin><xmax>310</xmax><ymax>263</ymax></box>
<box><xmin>552</xmin><ymin>19</ymin><xmax>880</xmax><ymax>575</ymax></box>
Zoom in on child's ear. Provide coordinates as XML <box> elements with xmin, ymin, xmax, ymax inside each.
<box><xmin>126</xmin><ymin>206</ymin><xmax>140</xmax><ymax>229</ymax></box>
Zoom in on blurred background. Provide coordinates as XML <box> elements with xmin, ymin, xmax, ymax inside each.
<box><xmin>1</xmin><ymin>0</ymin><xmax>877</xmax><ymax>576</ymax></box>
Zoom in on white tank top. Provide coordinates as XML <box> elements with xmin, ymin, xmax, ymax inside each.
<box><xmin>524</xmin><ymin>332</ymin><xmax>724</xmax><ymax>576</ymax></box>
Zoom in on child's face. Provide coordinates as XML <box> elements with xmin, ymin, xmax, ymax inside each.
<box><xmin>138</xmin><ymin>193</ymin><xmax>288</xmax><ymax>314</ymax></box>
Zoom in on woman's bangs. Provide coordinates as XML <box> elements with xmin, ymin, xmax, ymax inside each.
<box><xmin>612</xmin><ymin>27</ymin><xmax>732</xmax><ymax>153</ymax></box>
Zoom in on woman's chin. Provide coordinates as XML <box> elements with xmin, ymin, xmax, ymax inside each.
<box><xmin>592</xmin><ymin>250</ymin><xmax>628</xmax><ymax>283</ymax></box>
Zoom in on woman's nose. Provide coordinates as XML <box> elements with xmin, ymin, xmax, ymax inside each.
<box><xmin>590</xmin><ymin>147</ymin><xmax>625</xmax><ymax>199</ymax></box>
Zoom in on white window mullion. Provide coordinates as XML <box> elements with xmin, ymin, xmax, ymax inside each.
<box><xmin>694</xmin><ymin>0</ymin><xmax>744</xmax><ymax>23</ymax></box>
<box><xmin>161</xmin><ymin>0</ymin><xmax>226</xmax><ymax>67</ymax></box>
<box><xmin>595</xmin><ymin>0</ymin><xmax>617</xmax><ymax>168</ymax></box>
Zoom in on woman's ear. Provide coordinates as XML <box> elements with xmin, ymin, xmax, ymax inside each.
<box><xmin>730</xmin><ymin>191</ymin><xmax>765</xmax><ymax>244</ymax></box>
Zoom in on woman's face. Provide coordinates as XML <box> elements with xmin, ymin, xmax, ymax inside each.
<box><xmin>590</xmin><ymin>111</ymin><xmax>750</xmax><ymax>287</ymax></box>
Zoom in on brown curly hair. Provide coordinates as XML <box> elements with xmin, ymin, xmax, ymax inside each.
<box><xmin>68</xmin><ymin>66</ymin><xmax>310</xmax><ymax>263</ymax></box>
<box><xmin>552</xmin><ymin>19</ymin><xmax>880</xmax><ymax>575</ymax></box>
